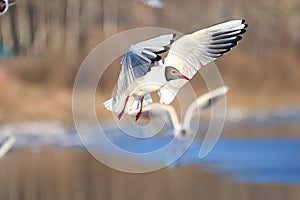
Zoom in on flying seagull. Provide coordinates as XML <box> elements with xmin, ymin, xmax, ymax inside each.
<box><xmin>129</xmin><ymin>86</ymin><xmax>228</xmax><ymax>139</ymax></box>
<box><xmin>104</xmin><ymin>20</ymin><xmax>247</xmax><ymax>121</ymax></box>
<box><xmin>138</xmin><ymin>0</ymin><xmax>164</xmax><ymax>9</ymax></box>
<box><xmin>0</xmin><ymin>132</ymin><xmax>15</xmax><ymax>158</ymax></box>
<box><xmin>0</xmin><ymin>0</ymin><xmax>16</xmax><ymax>16</ymax></box>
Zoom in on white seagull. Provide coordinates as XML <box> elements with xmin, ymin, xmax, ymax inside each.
<box><xmin>104</xmin><ymin>20</ymin><xmax>247</xmax><ymax>121</ymax></box>
<box><xmin>0</xmin><ymin>0</ymin><xmax>16</xmax><ymax>16</ymax></box>
<box><xmin>0</xmin><ymin>132</ymin><xmax>15</xmax><ymax>158</ymax></box>
<box><xmin>139</xmin><ymin>0</ymin><xmax>164</xmax><ymax>9</ymax></box>
<box><xmin>129</xmin><ymin>86</ymin><xmax>228</xmax><ymax>139</ymax></box>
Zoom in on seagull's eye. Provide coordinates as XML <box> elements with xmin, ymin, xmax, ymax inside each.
<box><xmin>172</xmin><ymin>70</ymin><xmax>175</xmax><ymax>74</ymax></box>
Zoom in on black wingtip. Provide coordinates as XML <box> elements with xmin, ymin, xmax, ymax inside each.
<box><xmin>240</xmin><ymin>29</ymin><xmax>247</xmax><ymax>34</ymax></box>
<box><xmin>170</xmin><ymin>39</ymin><xmax>175</xmax><ymax>45</ymax></box>
<box><xmin>236</xmin><ymin>35</ymin><xmax>243</xmax><ymax>42</ymax></box>
<box><xmin>172</xmin><ymin>33</ymin><xmax>177</xmax><ymax>38</ymax></box>
<box><xmin>164</xmin><ymin>46</ymin><xmax>170</xmax><ymax>51</ymax></box>
<box><xmin>151</xmin><ymin>55</ymin><xmax>162</xmax><ymax>62</ymax></box>
<box><xmin>241</xmin><ymin>19</ymin><xmax>246</xmax><ymax>24</ymax></box>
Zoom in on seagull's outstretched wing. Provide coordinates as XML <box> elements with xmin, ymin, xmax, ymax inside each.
<box><xmin>109</xmin><ymin>34</ymin><xmax>175</xmax><ymax>112</ymax></box>
<box><xmin>128</xmin><ymin>86</ymin><xmax>228</xmax><ymax>136</ymax></box>
<box><xmin>0</xmin><ymin>134</ymin><xmax>15</xmax><ymax>158</ymax></box>
<box><xmin>159</xmin><ymin>20</ymin><xmax>247</xmax><ymax>104</ymax></box>
<box><xmin>182</xmin><ymin>86</ymin><xmax>228</xmax><ymax>128</ymax></box>
<box><xmin>139</xmin><ymin>0</ymin><xmax>164</xmax><ymax>9</ymax></box>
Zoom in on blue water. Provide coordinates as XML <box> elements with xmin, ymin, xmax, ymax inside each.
<box><xmin>5</xmin><ymin>109</ymin><xmax>300</xmax><ymax>185</ymax></box>
<box><xmin>12</xmin><ymin>134</ymin><xmax>300</xmax><ymax>185</ymax></box>
<box><xmin>87</xmin><ymin>134</ymin><xmax>300</xmax><ymax>184</ymax></box>
<box><xmin>190</xmin><ymin>139</ymin><xmax>300</xmax><ymax>184</ymax></box>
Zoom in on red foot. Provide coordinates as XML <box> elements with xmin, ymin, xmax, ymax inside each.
<box><xmin>117</xmin><ymin>96</ymin><xmax>129</xmax><ymax>120</ymax></box>
<box><xmin>135</xmin><ymin>96</ymin><xmax>144</xmax><ymax>121</ymax></box>
<box><xmin>117</xmin><ymin>110</ymin><xmax>124</xmax><ymax>120</ymax></box>
<box><xmin>135</xmin><ymin>111</ymin><xmax>142</xmax><ymax>121</ymax></box>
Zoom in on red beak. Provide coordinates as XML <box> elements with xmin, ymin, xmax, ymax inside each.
<box><xmin>181</xmin><ymin>75</ymin><xmax>190</xmax><ymax>81</ymax></box>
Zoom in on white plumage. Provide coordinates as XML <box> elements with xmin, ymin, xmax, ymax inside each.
<box><xmin>103</xmin><ymin>34</ymin><xmax>177</xmax><ymax>120</ymax></box>
<box><xmin>104</xmin><ymin>20</ymin><xmax>247</xmax><ymax>120</ymax></box>
<box><xmin>160</xmin><ymin>20</ymin><xmax>247</xmax><ymax>104</ymax></box>
<box><xmin>0</xmin><ymin>132</ymin><xmax>15</xmax><ymax>159</ymax></box>
<box><xmin>129</xmin><ymin>86</ymin><xmax>229</xmax><ymax>139</ymax></box>
<box><xmin>139</xmin><ymin>0</ymin><xmax>164</xmax><ymax>9</ymax></box>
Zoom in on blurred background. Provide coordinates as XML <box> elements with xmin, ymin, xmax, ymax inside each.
<box><xmin>0</xmin><ymin>0</ymin><xmax>300</xmax><ymax>199</ymax></box>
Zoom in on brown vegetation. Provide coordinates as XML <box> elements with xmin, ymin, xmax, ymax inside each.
<box><xmin>0</xmin><ymin>0</ymin><xmax>299</xmax><ymax>123</ymax></box>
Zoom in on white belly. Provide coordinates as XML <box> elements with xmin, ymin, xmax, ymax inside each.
<box><xmin>129</xmin><ymin>66</ymin><xmax>167</xmax><ymax>97</ymax></box>
<box><xmin>131</xmin><ymin>83</ymin><xmax>164</xmax><ymax>96</ymax></box>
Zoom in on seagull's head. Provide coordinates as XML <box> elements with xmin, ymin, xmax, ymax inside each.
<box><xmin>165</xmin><ymin>66</ymin><xmax>189</xmax><ymax>82</ymax></box>
<box><xmin>174</xmin><ymin>126</ymin><xmax>193</xmax><ymax>140</ymax></box>
<box><xmin>179</xmin><ymin>129</ymin><xmax>187</xmax><ymax>137</ymax></box>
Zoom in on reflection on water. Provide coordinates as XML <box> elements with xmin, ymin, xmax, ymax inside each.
<box><xmin>0</xmin><ymin>110</ymin><xmax>300</xmax><ymax>199</ymax></box>
<box><xmin>1</xmin><ymin>149</ymin><xmax>300</xmax><ymax>200</ymax></box>
<box><xmin>91</xmin><ymin>136</ymin><xmax>300</xmax><ymax>184</ymax></box>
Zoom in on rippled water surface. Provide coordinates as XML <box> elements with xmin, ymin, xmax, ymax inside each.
<box><xmin>1</xmin><ymin>110</ymin><xmax>300</xmax><ymax>200</ymax></box>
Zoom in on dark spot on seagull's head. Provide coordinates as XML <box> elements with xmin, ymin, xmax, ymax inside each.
<box><xmin>165</xmin><ymin>66</ymin><xmax>189</xmax><ymax>81</ymax></box>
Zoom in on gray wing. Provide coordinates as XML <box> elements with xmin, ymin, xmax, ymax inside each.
<box><xmin>112</xmin><ymin>34</ymin><xmax>175</xmax><ymax>110</ymax></box>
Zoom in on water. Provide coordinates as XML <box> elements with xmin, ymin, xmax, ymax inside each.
<box><xmin>2</xmin><ymin>110</ymin><xmax>300</xmax><ymax>185</ymax></box>
<box><xmin>84</xmin><ymin>135</ymin><xmax>300</xmax><ymax>184</ymax></box>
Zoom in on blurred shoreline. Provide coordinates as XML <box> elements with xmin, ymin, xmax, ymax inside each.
<box><xmin>0</xmin><ymin>0</ymin><xmax>299</xmax><ymax>124</ymax></box>
<box><xmin>0</xmin><ymin>146</ymin><xmax>299</xmax><ymax>200</ymax></box>
<box><xmin>1</xmin><ymin>55</ymin><xmax>300</xmax><ymax>124</ymax></box>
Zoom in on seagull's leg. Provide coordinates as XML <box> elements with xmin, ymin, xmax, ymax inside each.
<box><xmin>135</xmin><ymin>96</ymin><xmax>144</xmax><ymax>121</ymax></box>
<box><xmin>117</xmin><ymin>96</ymin><xmax>129</xmax><ymax>120</ymax></box>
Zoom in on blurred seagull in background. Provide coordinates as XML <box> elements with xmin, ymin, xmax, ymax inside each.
<box><xmin>0</xmin><ymin>132</ymin><xmax>15</xmax><ymax>158</ymax></box>
<box><xmin>104</xmin><ymin>20</ymin><xmax>247</xmax><ymax>121</ymax></box>
<box><xmin>129</xmin><ymin>86</ymin><xmax>228</xmax><ymax>139</ymax></box>
<box><xmin>139</xmin><ymin>0</ymin><xmax>164</xmax><ymax>9</ymax></box>
<box><xmin>0</xmin><ymin>0</ymin><xmax>16</xmax><ymax>16</ymax></box>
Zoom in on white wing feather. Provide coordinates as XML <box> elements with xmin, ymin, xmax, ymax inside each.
<box><xmin>182</xmin><ymin>86</ymin><xmax>229</xmax><ymax>128</ymax></box>
<box><xmin>159</xmin><ymin>20</ymin><xmax>247</xmax><ymax>104</ymax></box>
<box><xmin>103</xmin><ymin>34</ymin><xmax>175</xmax><ymax>113</ymax></box>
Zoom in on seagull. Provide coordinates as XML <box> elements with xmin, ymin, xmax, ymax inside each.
<box><xmin>0</xmin><ymin>0</ymin><xmax>16</xmax><ymax>16</ymax></box>
<box><xmin>0</xmin><ymin>132</ymin><xmax>15</xmax><ymax>158</ymax></box>
<box><xmin>104</xmin><ymin>20</ymin><xmax>247</xmax><ymax>121</ymax></box>
<box><xmin>104</xmin><ymin>34</ymin><xmax>189</xmax><ymax>121</ymax></box>
<box><xmin>129</xmin><ymin>86</ymin><xmax>228</xmax><ymax>139</ymax></box>
<box><xmin>138</xmin><ymin>0</ymin><xmax>164</xmax><ymax>9</ymax></box>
